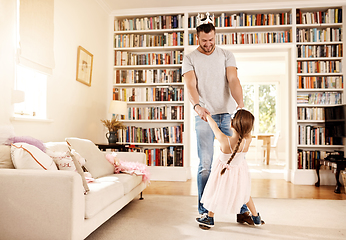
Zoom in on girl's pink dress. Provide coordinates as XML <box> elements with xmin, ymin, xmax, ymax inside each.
<box><xmin>201</xmin><ymin>138</ymin><xmax>251</xmax><ymax>214</ymax></box>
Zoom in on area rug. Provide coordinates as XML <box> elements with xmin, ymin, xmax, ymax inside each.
<box><xmin>86</xmin><ymin>195</ymin><xmax>346</xmax><ymax>240</ymax></box>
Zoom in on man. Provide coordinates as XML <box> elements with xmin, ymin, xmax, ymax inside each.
<box><xmin>182</xmin><ymin>12</ymin><xmax>255</xmax><ymax>225</ymax></box>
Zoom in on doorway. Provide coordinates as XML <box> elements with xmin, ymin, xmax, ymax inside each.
<box><xmin>188</xmin><ymin>48</ymin><xmax>291</xmax><ymax>180</ymax></box>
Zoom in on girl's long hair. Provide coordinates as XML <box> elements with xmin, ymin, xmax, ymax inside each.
<box><xmin>220</xmin><ymin>109</ymin><xmax>254</xmax><ymax>175</ymax></box>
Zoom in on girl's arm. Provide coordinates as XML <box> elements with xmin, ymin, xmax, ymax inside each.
<box><xmin>206</xmin><ymin>115</ymin><xmax>229</xmax><ymax>148</ymax></box>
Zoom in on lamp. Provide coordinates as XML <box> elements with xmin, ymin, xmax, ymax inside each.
<box><xmin>108</xmin><ymin>100</ymin><xmax>127</xmax><ymax>120</ymax></box>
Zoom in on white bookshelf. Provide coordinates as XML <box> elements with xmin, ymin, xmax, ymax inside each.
<box><xmin>111</xmin><ymin>3</ymin><xmax>345</xmax><ymax>183</ymax></box>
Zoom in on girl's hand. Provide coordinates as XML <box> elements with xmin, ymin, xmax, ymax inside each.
<box><xmin>195</xmin><ymin>105</ymin><xmax>210</xmax><ymax>121</ymax></box>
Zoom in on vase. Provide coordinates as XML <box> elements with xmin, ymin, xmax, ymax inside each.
<box><xmin>106</xmin><ymin>131</ymin><xmax>117</xmax><ymax>144</ymax></box>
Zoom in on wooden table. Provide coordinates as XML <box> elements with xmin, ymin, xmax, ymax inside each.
<box><xmin>315</xmin><ymin>159</ymin><xmax>346</xmax><ymax>194</ymax></box>
<box><xmin>254</xmin><ymin>134</ymin><xmax>274</xmax><ymax>165</ymax></box>
<box><xmin>96</xmin><ymin>143</ymin><xmax>140</xmax><ymax>152</ymax></box>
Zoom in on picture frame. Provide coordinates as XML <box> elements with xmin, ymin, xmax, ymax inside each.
<box><xmin>76</xmin><ymin>46</ymin><xmax>93</xmax><ymax>86</ymax></box>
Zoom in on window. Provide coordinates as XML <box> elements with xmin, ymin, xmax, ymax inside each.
<box><xmin>243</xmin><ymin>83</ymin><xmax>277</xmax><ymax>134</ymax></box>
<box><xmin>14</xmin><ymin>65</ymin><xmax>47</xmax><ymax>119</ymax></box>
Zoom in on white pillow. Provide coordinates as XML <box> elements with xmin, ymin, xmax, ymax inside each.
<box><xmin>65</xmin><ymin>137</ymin><xmax>114</xmax><ymax>178</ymax></box>
<box><xmin>11</xmin><ymin>142</ymin><xmax>58</xmax><ymax>170</ymax></box>
<box><xmin>46</xmin><ymin>149</ymin><xmax>76</xmax><ymax>171</ymax></box>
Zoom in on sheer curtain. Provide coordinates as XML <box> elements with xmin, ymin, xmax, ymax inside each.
<box><xmin>18</xmin><ymin>0</ymin><xmax>54</xmax><ymax>74</ymax></box>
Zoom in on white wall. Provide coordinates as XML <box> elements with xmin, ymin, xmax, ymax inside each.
<box><xmin>0</xmin><ymin>0</ymin><xmax>111</xmax><ymax>143</ymax></box>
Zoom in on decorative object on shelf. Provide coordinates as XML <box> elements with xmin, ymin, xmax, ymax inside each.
<box><xmin>101</xmin><ymin>100</ymin><xmax>128</xmax><ymax>144</ymax></box>
<box><xmin>76</xmin><ymin>46</ymin><xmax>93</xmax><ymax>86</ymax></box>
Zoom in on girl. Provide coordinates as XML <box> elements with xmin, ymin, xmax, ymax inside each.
<box><xmin>196</xmin><ymin>109</ymin><xmax>264</xmax><ymax>228</ymax></box>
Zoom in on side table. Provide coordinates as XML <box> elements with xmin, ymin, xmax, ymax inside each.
<box><xmin>96</xmin><ymin>143</ymin><xmax>140</xmax><ymax>152</ymax></box>
<box><xmin>315</xmin><ymin>159</ymin><xmax>346</xmax><ymax>194</ymax></box>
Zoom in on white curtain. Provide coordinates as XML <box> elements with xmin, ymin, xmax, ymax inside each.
<box><xmin>18</xmin><ymin>0</ymin><xmax>54</xmax><ymax>74</ymax></box>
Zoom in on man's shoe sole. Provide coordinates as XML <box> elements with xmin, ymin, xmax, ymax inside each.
<box><xmin>199</xmin><ymin>224</ymin><xmax>211</xmax><ymax>230</ymax></box>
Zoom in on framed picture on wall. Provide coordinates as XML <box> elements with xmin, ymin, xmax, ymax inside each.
<box><xmin>76</xmin><ymin>46</ymin><xmax>93</xmax><ymax>86</ymax></box>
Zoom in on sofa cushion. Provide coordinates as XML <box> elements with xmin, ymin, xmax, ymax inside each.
<box><xmin>11</xmin><ymin>143</ymin><xmax>58</xmax><ymax>170</ymax></box>
<box><xmin>65</xmin><ymin>138</ymin><xmax>114</xmax><ymax>179</ymax></box>
<box><xmin>85</xmin><ymin>176</ymin><xmax>125</xmax><ymax>219</ymax></box>
<box><xmin>112</xmin><ymin>173</ymin><xmax>143</xmax><ymax>194</ymax></box>
<box><xmin>0</xmin><ymin>145</ymin><xmax>15</xmax><ymax>169</ymax></box>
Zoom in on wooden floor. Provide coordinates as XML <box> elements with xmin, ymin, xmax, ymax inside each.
<box><xmin>143</xmin><ymin>178</ymin><xmax>346</xmax><ymax>200</ymax></box>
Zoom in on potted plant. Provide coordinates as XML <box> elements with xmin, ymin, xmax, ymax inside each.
<box><xmin>101</xmin><ymin>119</ymin><xmax>126</xmax><ymax>144</ymax></box>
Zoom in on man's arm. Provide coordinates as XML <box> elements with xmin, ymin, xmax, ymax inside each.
<box><xmin>226</xmin><ymin>66</ymin><xmax>244</xmax><ymax>109</ymax></box>
<box><xmin>184</xmin><ymin>70</ymin><xmax>210</xmax><ymax>121</ymax></box>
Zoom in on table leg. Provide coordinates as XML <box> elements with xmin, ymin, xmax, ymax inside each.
<box><xmin>315</xmin><ymin>160</ymin><xmax>321</xmax><ymax>187</ymax></box>
<box><xmin>334</xmin><ymin>165</ymin><xmax>341</xmax><ymax>194</ymax></box>
<box><xmin>266</xmin><ymin>138</ymin><xmax>271</xmax><ymax>165</ymax></box>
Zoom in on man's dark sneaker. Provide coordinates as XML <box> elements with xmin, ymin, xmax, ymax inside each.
<box><xmin>196</xmin><ymin>215</ymin><xmax>214</xmax><ymax>228</ymax></box>
<box><xmin>237</xmin><ymin>211</ymin><xmax>266</xmax><ymax>225</ymax></box>
<box><xmin>237</xmin><ymin>211</ymin><xmax>254</xmax><ymax>225</ymax></box>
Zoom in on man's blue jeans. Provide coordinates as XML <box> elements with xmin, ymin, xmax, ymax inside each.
<box><xmin>195</xmin><ymin>113</ymin><xmax>248</xmax><ymax>215</ymax></box>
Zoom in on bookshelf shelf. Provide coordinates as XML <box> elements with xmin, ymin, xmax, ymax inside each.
<box><xmin>114</xmin><ymin>83</ymin><xmax>184</xmax><ymax>87</ymax></box>
<box><xmin>297</xmin><ymin>73</ymin><xmax>342</xmax><ymax>76</ymax></box>
<box><xmin>126</xmin><ymin>101</ymin><xmax>184</xmax><ymax>105</ymax></box>
<box><xmin>121</xmin><ymin>120</ymin><xmax>184</xmax><ymax>123</ymax></box>
<box><xmin>114</xmin><ymin>46</ymin><xmax>184</xmax><ymax>51</ymax></box>
<box><xmin>297</xmin><ymin>145</ymin><xmax>345</xmax><ymax>148</ymax></box>
<box><xmin>113</xmin><ymin>29</ymin><xmax>184</xmax><ymax>34</ymax></box>
<box><xmin>296</xmin><ymin>41</ymin><xmax>343</xmax><ymax>45</ymax></box>
<box><xmin>297</xmin><ymin>88</ymin><xmax>344</xmax><ymax>92</ymax></box>
<box><xmin>114</xmin><ymin>64</ymin><xmax>182</xmax><ymax>69</ymax></box>
<box><xmin>297</xmin><ymin>57</ymin><xmax>342</xmax><ymax>61</ymax></box>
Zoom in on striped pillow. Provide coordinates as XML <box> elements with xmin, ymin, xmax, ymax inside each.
<box><xmin>11</xmin><ymin>143</ymin><xmax>58</xmax><ymax>170</ymax></box>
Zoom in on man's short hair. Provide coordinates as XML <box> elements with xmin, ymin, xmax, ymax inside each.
<box><xmin>196</xmin><ymin>22</ymin><xmax>215</xmax><ymax>35</ymax></box>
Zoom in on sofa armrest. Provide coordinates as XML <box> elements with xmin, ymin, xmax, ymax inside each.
<box><xmin>112</xmin><ymin>152</ymin><xmax>146</xmax><ymax>165</ymax></box>
<box><xmin>0</xmin><ymin>169</ymin><xmax>85</xmax><ymax>240</ymax></box>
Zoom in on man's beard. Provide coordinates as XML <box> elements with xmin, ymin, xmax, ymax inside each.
<box><xmin>200</xmin><ymin>43</ymin><xmax>215</xmax><ymax>53</ymax></box>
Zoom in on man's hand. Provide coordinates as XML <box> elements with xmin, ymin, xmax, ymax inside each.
<box><xmin>195</xmin><ymin>105</ymin><xmax>210</xmax><ymax>122</ymax></box>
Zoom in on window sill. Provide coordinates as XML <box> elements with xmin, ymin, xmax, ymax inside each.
<box><xmin>10</xmin><ymin>116</ymin><xmax>53</xmax><ymax>123</ymax></box>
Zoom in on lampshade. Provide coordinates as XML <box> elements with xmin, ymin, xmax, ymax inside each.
<box><xmin>108</xmin><ymin>100</ymin><xmax>127</xmax><ymax>115</ymax></box>
<box><xmin>12</xmin><ymin>90</ymin><xmax>25</xmax><ymax>104</ymax></box>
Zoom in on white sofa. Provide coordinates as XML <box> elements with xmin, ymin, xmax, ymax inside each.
<box><xmin>0</xmin><ymin>140</ymin><xmax>147</xmax><ymax>240</ymax></box>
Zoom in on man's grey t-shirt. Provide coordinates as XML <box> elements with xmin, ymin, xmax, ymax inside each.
<box><xmin>182</xmin><ymin>46</ymin><xmax>237</xmax><ymax>115</ymax></box>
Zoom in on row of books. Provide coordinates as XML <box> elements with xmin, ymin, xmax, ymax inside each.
<box><xmin>297</xmin><ymin>107</ymin><xmax>325</xmax><ymax>120</ymax></box>
<box><xmin>298</xmin><ymin>125</ymin><xmax>326</xmax><ymax>145</ymax></box>
<box><xmin>297</xmin><ymin>92</ymin><xmax>342</xmax><ymax>105</ymax></box>
<box><xmin>188</xmin><ymin>30</ymin><xmax>292</xmax><ymax>45</ymax></box>
<box><xmin>114</xmin><ymin>51</ymin><xmax>183</xmax><ymax>66</ymax></box>
<box><xmin>113</xmin><ymin>87</ymin><xmax>184</xmax><ymax>102</ymax></box>
<box><xmin>144</xmin><ymin>146</ymin><xmax>183</xmax><ymax>167</ymax></box>
<box><xmin>297</xmin><ymin>44</ymin><xmax>343</xmax><ymax>58</ymax></box>
<box><xmin>114</xmin><ymin>15</ymin><xmax>184</xmax><ymax>31</ymax></box>
<box><xmin>114</xmin><ymin>69</ymin><xmax>182</xmax><ymax>84</ymax></box>
<box><xmin>297</xmin><ymin>76</ymin><xmax>343</xmax><ymax>89</ymax></box>
<box><xmin>119</xmin><ymin>125</ymin><xmax>183</xmax><ymax>144</ymax></box>
<box><xmin>114</xmin><ymin>32</ymin><xmax>184</xmax><ymax>48</ymax></box>
<box><xmin>297</xmin><ymin>150</ymin><xmax>327</xmax><ymax>169</ymax></box>
<box><xmin>296</xmin><ymin>8</ymin><xmax>342</xmax><ymax>24</ymax></box>
<box><xmin>296</xmin><ymin>27</ymin><xmax>342</xmax><ymax>43</ymax></box>
<box><xmin>126</xmin><ymin>106</ymin><xmax>184</xmax><ymax>121</ymax></box>
<box><xmin>188</xmin><ymin>12</ymin><xmax>291</xmax><ymax>28</ymax></box>
<box><xmin>297</xmin><ymin>60</ymin><xmax>342</xmax><ymax>74</ymax></box>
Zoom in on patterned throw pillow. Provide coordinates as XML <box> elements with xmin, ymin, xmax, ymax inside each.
<box><xmin>10</xmin><ymin>142</ymin><xmax>57</xmax><ymax>170</ymax></box>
